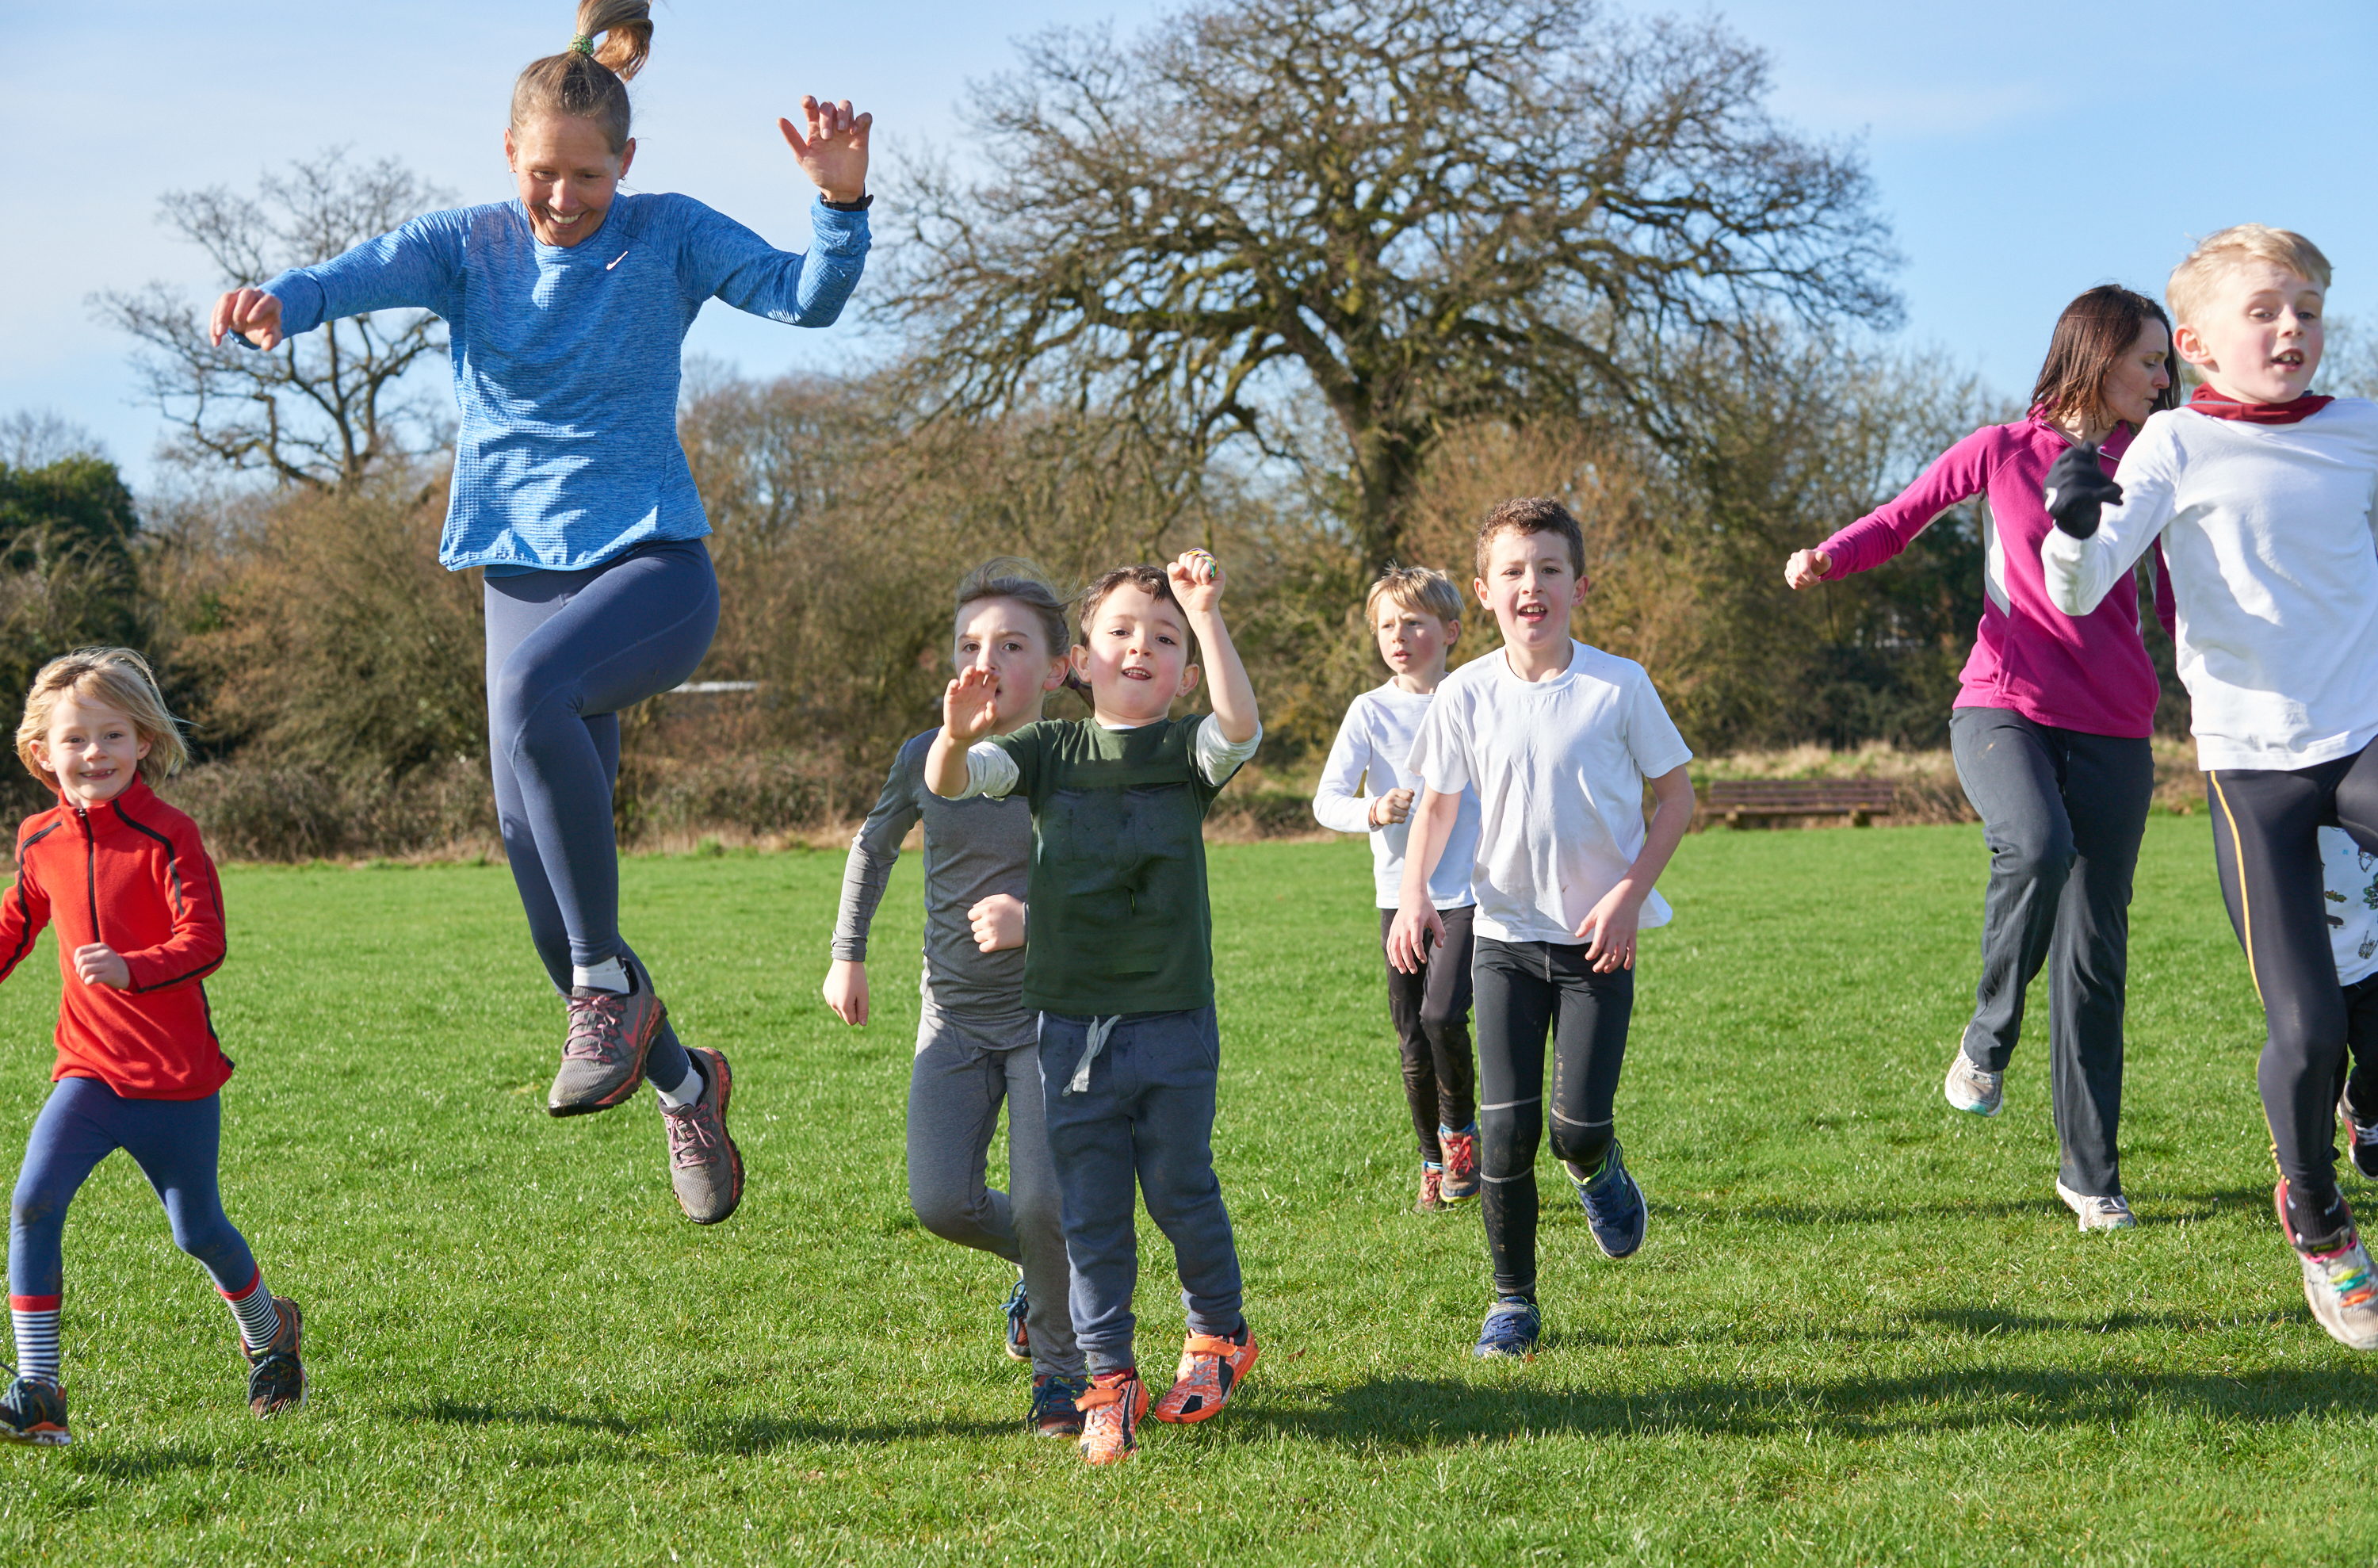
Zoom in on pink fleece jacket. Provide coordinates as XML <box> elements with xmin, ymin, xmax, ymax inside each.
<box><xmin>1818</xmin><ymin>415</ymin><xmax>2169</xmax><ymax>739</ymax></box>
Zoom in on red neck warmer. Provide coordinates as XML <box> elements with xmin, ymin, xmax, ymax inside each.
<box><xmin>2188</xmin><ymin>384</ymin><xmax>2334</xmax><ymax>425</ymax></box>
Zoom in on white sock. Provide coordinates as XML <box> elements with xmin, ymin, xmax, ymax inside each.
<box><xmin>572</xmin><ymin>958</ymin><xmax>629</xmax><ymax>994</ymax></box>
<box><xmin>655</xmin><ymin>1059</ymin><xmax>703</xmax><ymax>1109</ymax></box>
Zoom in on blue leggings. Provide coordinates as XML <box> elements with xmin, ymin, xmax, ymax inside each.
<box><xmin>484</xmin><ymin>538</ymin><xmax>719</xmax><ymax>1090</ymax></box>
<box><xmin>10</xmin><ymin>1078</ymin><xmax>258</xmax><ymax>1301</ymax></box>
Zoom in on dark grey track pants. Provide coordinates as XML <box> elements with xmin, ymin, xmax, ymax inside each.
<box><xmin>1949</xmin><ymin>706</ymin><xmax>2154</xmax><ymax>1199</ymax></box>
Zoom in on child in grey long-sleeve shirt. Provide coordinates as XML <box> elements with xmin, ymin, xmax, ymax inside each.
<box><xmin>821</xmin><ymin>560</ymin><xmax>1085</xmax><ymax>1434</ymax></box>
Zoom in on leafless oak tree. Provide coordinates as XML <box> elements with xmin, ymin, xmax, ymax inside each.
<box><xmin>885</xmin><ymin>0</ymin><xmax>1899</xmax><ymax>568</ymax></box>
<box><xmin>94</xmin><ymin>151</ymin><xmax>454</xmax><ymax>491</ymax></box>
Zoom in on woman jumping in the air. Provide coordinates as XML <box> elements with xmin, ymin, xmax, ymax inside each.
<box><xmin>1784</xmin><ymin>285</ymin><xmax>2177</xmax><ymax>1231</ymax></box>
<box><xmin>210</xmin><ymin>0</ymin><xmax>874</xmax><ymax>1223</ymax></box>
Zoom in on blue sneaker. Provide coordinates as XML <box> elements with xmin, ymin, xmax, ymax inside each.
<box><xmin>1474</xmin><ymin>1297</ymin><xmax>1541</xmax><ymax>1360</ymax></box>
<box><xmin>1572</xmin><ymin>1140</ymin><xmax>1647</xmax><ymax>1259</ymax></box>
<box><xmin>1028</xmin><ymin>1372</ymin><xmax>1088</xmax><ymax>1436</ymax></box>
<box><xmin>1002</xmin><ymin>1276</ymin><xmax>1030</xmax><ymax>1362</ymax></box>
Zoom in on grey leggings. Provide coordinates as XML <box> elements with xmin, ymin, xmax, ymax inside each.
<box><xmin>1949</xmin><ymin>706</ymin><xmax>2153</xmax><ymax>1199</ymax></box>
<box><xmin>907</xmin><ymin>1017</ymin><xmax>1081</xmax><ymax>1379</ymax></box>
<box><xmin>484</xmin><ymin>539</ymin><xmax>719</xmax><ymax>1089</ymax></box>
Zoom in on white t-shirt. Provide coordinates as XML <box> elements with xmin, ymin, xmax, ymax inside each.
<box><xmin>2039</xmin><ymin>401</ymin><xmax>2378</xmax><ymax>771</ymax></box>
<box><xmin>2320</xmin><ymin>828</ymin><xmax>2378</xmax><ymax>987</ymax></box>
<box><xmin>1405</xmin><ymin>641</ymin><xmax>1693</xmax><ymax>945</ymax></box>
<box><xmin>1312</xmin><ymin>683</ymin><xmax>1480</xmax><ymax>909</ymax></box>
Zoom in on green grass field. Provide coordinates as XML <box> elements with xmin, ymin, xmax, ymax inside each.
<box><xmin>0</xmin><ymin>817</ymin><xmax>2368</xmax><ymax>1563</ymax></box>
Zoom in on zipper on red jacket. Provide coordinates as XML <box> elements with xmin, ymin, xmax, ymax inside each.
<box><xmin>74</xmin><ymin>805</ymin><xmax>100</xmax><ymax>947</ymax></box>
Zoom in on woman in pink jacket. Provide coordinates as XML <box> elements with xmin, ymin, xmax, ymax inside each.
<box><xmin>1784</xmin><ymin>285</ymin><xmax>2176</xmax><ymax>1231</ymax></box>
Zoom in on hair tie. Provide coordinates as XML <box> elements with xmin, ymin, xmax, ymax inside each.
<box><xmin>568</xmin><ymin>33</ymin><xmax>594</xmax><ymax>55</ymax></box>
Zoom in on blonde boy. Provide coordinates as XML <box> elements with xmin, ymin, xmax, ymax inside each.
<box><xmin>1313</xmin><ymin>567</ymin><xmax>1484</xmax><ymax>1213</ymax></box>
<box><xmin>1389</xmin><ymin>500</ymin><xmax>1696</xmax><ymax>1359</ymax></box>
<box><xmin>2040</xmin><ymin>225</ymin><xmax>2378</xmax><ymax>1350</ymax></box>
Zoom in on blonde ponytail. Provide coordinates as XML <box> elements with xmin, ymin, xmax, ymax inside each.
<box><xmin>512</xmin><ymin>0</ymin><xmax>652</xmax><ymax>154</ymax></box>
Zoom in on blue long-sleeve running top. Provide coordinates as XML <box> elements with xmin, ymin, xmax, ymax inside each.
<box><xmin>259</xmin><ymin>193</ymin><xmax>870</xmax><ymax>572</ymax></box>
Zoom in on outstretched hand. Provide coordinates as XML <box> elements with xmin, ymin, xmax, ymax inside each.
<box><xmin>210</xmin><ymin>288</ymin><xmax>283</xmax><ymax>350</ymax></box>
<box><xmin>2043</xmin><ymin>443</ymin><xmax>2123</xmax><ymax>539</ymax></box>
<box><xmin>942</xmin><ymin>665</ymin><xmax>1002</xmax><ymax>746</ymax></box>
<box><xmin>1168</xmin><ymin>549</ymin><xmax>1223</xmax><ymax>615</ymax></box>
<box><xmin>778</xmin><ymin>96</ymin><xmax>871</xmax><ymax>205</ymax></box>
<box><xmin>1783</xmin><ymin>549</ymin><xmax>1833</xmax><ymax>590</ymax></box>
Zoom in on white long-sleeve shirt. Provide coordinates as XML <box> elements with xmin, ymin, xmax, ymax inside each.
<box><xmin>1312</xmin><ymin>683</ymin><xmax>1479</xmax><ymax>909</ymax></box>
<box><xmin>2040</xmin><ymin>401</ymin><xmax>2378</xmax><ymax>771</ymax></box>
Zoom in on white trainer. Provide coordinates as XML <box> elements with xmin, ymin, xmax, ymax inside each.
<box><xmin>2055</xmin><ymin>1180</ymin><xmax>2135</xmax><ymax>1232</ymax></box>
<box><xmin>1944</xmin><ymin>1050</ymin><xmax>2003</xmax><ymax>1117</ymax></box>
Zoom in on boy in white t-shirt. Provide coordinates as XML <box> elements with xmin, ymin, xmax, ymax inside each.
<box><xmin>1313</xmin><ymin>566</ymin><xmax>1485</xmax><ymax>1214</ymax></box>
<box><xmin>1389</xmin><ymin>499</ymin><xmax>1696</xmax><ymax>1360</ymax></box>
<box><xmin>2039</xmin><ymin>225</ymin><xmax>2378</xmax><ymax>1350</ymax></box>
<box><xmin>2318</xmin><ymin>829</ymin><xmax>2378</xmax><ymax>1182</ymax></box>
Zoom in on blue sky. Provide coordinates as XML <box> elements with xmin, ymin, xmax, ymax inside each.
<box><xmin>10</xmin><ymin>2</ymin><xmax>2377</xmax><ymax>485</ymax></box>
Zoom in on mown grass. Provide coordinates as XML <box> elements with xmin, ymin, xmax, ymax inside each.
<box><xmin>0</xmin><ymin>817</ymin><xmax>2361</xmax><ymax>1564</ymax></box>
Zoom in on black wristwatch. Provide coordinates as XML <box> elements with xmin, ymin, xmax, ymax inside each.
<box><xmin>822</xmin><ymin>193</ymin><xmax>874</xmax><ymax>212</ymax></box>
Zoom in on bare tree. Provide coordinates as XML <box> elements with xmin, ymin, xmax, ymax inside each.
<box><xmin>93</xmin><ymin>150</ymin><xmax>455</xmax><ymax>491</ymax></box>
<box><xmin>885</xmin><ymin>0</ymin><xmax>1899</xmax><ymax>569</ymax></box>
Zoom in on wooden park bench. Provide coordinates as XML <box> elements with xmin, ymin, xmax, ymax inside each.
<box><xmin>1706</xmin><ymin>778</ymin><xmax>1898</xmax><ymax>828</ymax></box>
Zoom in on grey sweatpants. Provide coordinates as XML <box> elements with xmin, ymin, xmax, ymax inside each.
<box><xmin>1950</xmin><ymin>706</ymin><xmax>2154</xmax><ymax>1199</ymax></box>
<box><xmin>1039</xmin><ymin>1007</ymin><xmax>1243</xmax><ymax>1377</ymax></box>
<box><xmin>907</xmin><ymin>1012</ymin><xmax>1082</xmax><ymax>1380</ymax></box>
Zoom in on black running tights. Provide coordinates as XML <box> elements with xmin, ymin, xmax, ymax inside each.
<box><xmin>2208</xmin><ymin>736</ymin><xmax>2378</xmax><ymax>1221</ymax></box>
<box><xmin>1473</xmin><ymin>937</ymin><xmax>1633</xmax><ymax>1298</ymax></box>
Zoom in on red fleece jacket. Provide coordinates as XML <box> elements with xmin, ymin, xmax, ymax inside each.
<box><xmin>0</xmin><ymin>778</ymin><xmax>231</xmax><ymax>1100</ymax></box>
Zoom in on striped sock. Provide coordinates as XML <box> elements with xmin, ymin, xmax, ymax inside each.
<box><xmin>220</xmin><ymin>1272</ymin><xmax>281</xmax><ymax>1352</ymax></box>
<box><xmin>9</xmin><ymin>1295</ymin><xmax>59</xmax><ymax>1384</ymax></box>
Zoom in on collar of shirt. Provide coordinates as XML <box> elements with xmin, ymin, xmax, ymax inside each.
<box><xmin>2186</xmin><ymin>384</ymin><xmax>2336</xmax><ymax>425</ymax></box>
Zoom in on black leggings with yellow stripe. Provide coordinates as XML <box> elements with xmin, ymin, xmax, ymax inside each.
<box><xmin>2208</xmin><ymin>738</ymin><xmax>2378</xmax><ymax>1221</ymax></box>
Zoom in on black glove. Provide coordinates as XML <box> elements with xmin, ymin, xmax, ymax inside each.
<box><xmin>2042</xmin><ymin>443</ymin><xmax>2123</xmax><ymax>538</ymax></box>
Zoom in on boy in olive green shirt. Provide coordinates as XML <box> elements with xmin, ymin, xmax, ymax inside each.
<box><xmin>927</xmin><ymin>552</ymin><xmax>1260</xmax><ymax>1467</ymax></box>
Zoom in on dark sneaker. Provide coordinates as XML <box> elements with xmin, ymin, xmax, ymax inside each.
<box><xmin>0</xmin><ymin>1374</ymin><xmax>67</xmax><ymax>1445</ymax></box>
<box><xmin>1028</xmin><ymin>1373</ymin><xmax>1087</xmax><ymax>1438</ymax></box>
<box><xmin>548</xmin><ymin>979</ymin><xmax>666</xmax><ymax>1117</ymax></box>
<box><xmin>2342</xmin><ymin>1096</ymin><xmax>2378</xmax><ymax>1181</ymax></box>
<box><xmin>1153</xmin><ymin>1324</ymin><xmax>1258</xmax><ymax>1425</ymax></box>
<box><xmin>1414</xmin><ymin>1165</ymin><xmax>1444</xmax><ymax>1214</ymax></box>
<box><xmin>1439</xmin><ymin>1126</ymin><xmax>1481</xmax><ymax>1202</ymax></box>
<box><xmin>660</xmin><ymin>1048</ymin><xmax>743</xmax><ymax>1225</ymax></box>
<box><xmin>1076</xmin><ymin>1369</ymin><xmax>1147</xmax><ymax>1466</ymax></box>
<box><xmin>2278</xmin><ymin>1180</ymin><xmax>2378</xmax><ymax>1350</ymax></box>
<box><xmin>242</xmin><ymin>1295</ymin><xmax>306</xmax><ymax>1417</ymax></box>
<box><xmin>1474</xmin><ymin>1297</ymin><xmax>1540</xmax><ymax>1360</ymax></box>
<box><xmin>1002</xmin><ymin>1276</ymin><xmax>1030</xmax><ymax>1361</ymax></box>
<box><xmin>1572</xmin><ymin>1140</ymin><xmax>1647</xmax><ymax>1259</ymax></box>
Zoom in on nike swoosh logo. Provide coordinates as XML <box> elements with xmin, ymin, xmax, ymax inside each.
<box><xmin>606</xmin><ymin>250</ymin><xmax>629</xmax><ymax>270</ymax></box>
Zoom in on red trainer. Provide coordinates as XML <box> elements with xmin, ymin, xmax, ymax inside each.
<box><xmin>1076</xmin><ymin>1369</ymin><xmax>1148</xmax><ymax>1465</ymax></box>
<box><xmin>1153</xmin><ymin>1326</ymin><xmax>1259</xmax><ymax>1424</ymax></box>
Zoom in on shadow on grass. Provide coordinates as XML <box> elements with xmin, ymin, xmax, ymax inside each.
<box><xmin>1673</xmin><ymin>1185</ymin><xmax>2269</xmax><ymax>1229</ymax></box>
<box><xmin>1256</xmin><ymin>1360</ymin><xmax>2378</xmax><ymax>1448</ymax></box>
<box><xmin>62</xmin><ymin>1445</ymin><xmax>220</xmax><ymax>1482</ymax></box>
<box><xmin>400</xmin><ymin>1398</ymin><xmax>1011</xmax><ymax>1452</ymax></box>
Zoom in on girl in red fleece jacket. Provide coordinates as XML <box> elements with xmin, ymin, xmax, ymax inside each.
<box><xmin>0</xmin><ymin>649</ymin><xmax>304</xmax><ymax>1444</ymax></box>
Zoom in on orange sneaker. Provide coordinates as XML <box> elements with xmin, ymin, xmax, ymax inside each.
<box><xmin>1076</xmin><ymin>1369</ymin><xmax>1148</xmax><ymax>1465</ymax></box>
<box><xmin>1152</xmin><ymin>1325</ymin><xmax>1258</xmax><ymax>1424</ymax></box>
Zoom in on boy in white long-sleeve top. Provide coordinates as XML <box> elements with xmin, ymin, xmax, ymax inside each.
<box><xmin>2039</xmin><ymin>224</ymin><xmax>2378</xmax><ymax>1351</ymax></box>
<box><xmin>1313</xmin><ymin>567</ymin><xmax>1485</xmax><ymax>1214</ymax></box>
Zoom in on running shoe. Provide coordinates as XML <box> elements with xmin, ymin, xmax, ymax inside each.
<box><xmin>2277</xmin><ymin>1181</ymin><xmax>2378</xmax><ymax>1350</ymax></box>
<box><xmin>1028</xmin><ymin>1373</ymin><xmax>1087</xmax><ymax>1438</ymax></box>
<box><xmin>1003</xmin><ymin>1276</ymin><xmax>1031</xmax><ymax>1361</ymax></box>
<box><xmin>1474</xmin><ymin>1297</ymin><xmax>1540</xmax><ymax>1360</ymax></box>
<box><xmin>660</xmin><ymin>1047</ymin><xmax>743</xmax><ymax>1225</ymax></box>
<box><xmin>1439</xmin><ymin>1126</ymin><xmax>1480</xmax><ymax>1202</ymax></box>
<box><xmin>242</xmin><ymin>1295</ymin><xmax>306</xmax><ymax>1417</ymax></box>
<box><xmin>1153</xmin><ymin>1324</ymin><xmax>1258</xmax><ymax>1425</ymax></box>
<box><xmin>1944</xmin><ymin>1048</ymin><xmax>2003</xmax><ymax>1117</ymax></box>
<box><xmin>1571</xmin><ymin>1141</ymin><xmax>1647</xmax><ymax>1260</ymax></box>
<box><xmin>2342</xmin><ymin>1094</ymin><xmax>2378</xmax><ymax>1182</ymax></box>
<box><xmin>2055</xmin><ymin>1180</ymin><xmax>2136</xmax><ymax>1232</ymax></box>
<box><xmin>1075</xmin><ymin>1369</ymin><xmax>1148</xmax><ymax>1465</ymax></box>
<box><xmin>548</xmin><ymin>973</ymin><xmax>667</xmax><ymax>1116</ymax></box>
<box><xmin>0</xmin><ymin>1375</ymin><xmax>67</xmax><ymax>1445</ymax></box>
<box><xmin>1414</xmin><ymin>1165</ymin><xmax>1445</xmax><ymax>1214</ymax></box>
